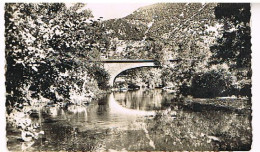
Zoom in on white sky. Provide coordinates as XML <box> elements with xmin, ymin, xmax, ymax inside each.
<box><xmin>88</xmin><ymin>3</ymin><xmax>154</xmax><ymax>20</ymax></box>
<box><xmin>67</xmin><ymin>3</ymin><xmax>155</xmax><ymax>20</ymax></box>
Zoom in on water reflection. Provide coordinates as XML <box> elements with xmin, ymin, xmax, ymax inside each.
<box><xmin>40</xmin><ymin>90</ymin><xmax>165</xmax><ymax>131</ymax></box>
<box><xmin>7</xmin><ymin>89</ymin><xmax>251</xmax><ymax>151</ymax></box>
<box><xmin>114</xmin><ymin>89</ymin><xmax>164</xmax><ymax>111</ymax></box>
<box><xmin>109</xmin><ymin>92</ymin><xmax>155</xmax><ymax>116</ymax></box>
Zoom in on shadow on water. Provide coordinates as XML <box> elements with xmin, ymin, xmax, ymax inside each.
<box><xmin>7</xmin><ymin>89</ymin><xmax>252</xmax><ymax>151</ymax></box>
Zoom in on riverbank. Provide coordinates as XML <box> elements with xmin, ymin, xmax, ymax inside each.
<box><xmin>166</xmin><ymin>96</ymin><xmax>251</xmax><ymax>114</ymax></box>
<box><xmin>145</xmin><ymin>97</ymin><xmax>252</xmax><ymax>151</ymax></box>
<box><xmin>5</xmin><ymin>87</ymin><xmax>110</xmax><ymax>145</ymax></box>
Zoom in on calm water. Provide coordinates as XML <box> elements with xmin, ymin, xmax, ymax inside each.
<box><xmin>7</xmin><ymin>89</ymin><xmax>252</xmax><ymax>151</ymax></box>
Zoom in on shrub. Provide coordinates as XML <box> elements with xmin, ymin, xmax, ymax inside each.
<box><xmin>189</xmin><ymin>70</ymin><xmax>232</xmax><ymax>98</ymax></box>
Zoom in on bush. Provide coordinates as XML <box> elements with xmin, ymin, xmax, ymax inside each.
<box><xmin>239</xmin><ymin>83</ymin><xmax>252</xmax><ymax>98</ymax></box>
<box><xmin>189</xmin><ymin>70</ymin><xmax>232</xmax><ymax>98</ymax></box>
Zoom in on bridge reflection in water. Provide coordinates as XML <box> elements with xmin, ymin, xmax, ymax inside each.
<box><xmin>7</xmin><ymin>89</ymin><xmax>252</xmax><ymax>151</ymax></box>
<box><xmin>109</xmin><ymin>92</ymin><xmax>156</xmax><ymax>116</ymax></box>
<box><xmin>40</xmin><ymin>89</ymin><xmax>170</xmax><ymax>131</ymax></box>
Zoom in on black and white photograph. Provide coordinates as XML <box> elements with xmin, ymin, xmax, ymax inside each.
<box><xmin>4</xmin><ymin>2</ymin><xmax>254</xmax><ymax>151</ymax></box>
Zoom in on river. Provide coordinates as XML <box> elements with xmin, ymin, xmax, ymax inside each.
<box><xmin>6</xmin><ymin>89</ymin><xmax>252</xmax><ymax>151</ymax></box>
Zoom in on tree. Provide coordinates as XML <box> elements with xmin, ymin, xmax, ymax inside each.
<box><xmin>209</xmin><ymin>3</ymin><xmax>251</xmax><ymax>98</ymax></box>
<box><xmin>5</xmin><ymin>3</ymin><xmax>109</xmax><ymax>107</ymax></box>
<box><xmin>210</xmin><ymin>3</ymin><xmax>251</xmax><ymax>69</ymax></box>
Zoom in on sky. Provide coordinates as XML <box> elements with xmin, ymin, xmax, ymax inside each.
<box><xmin>67</xmin><ymin>3</ymin><xmax>155</xmax><ymax>20</ymax></box>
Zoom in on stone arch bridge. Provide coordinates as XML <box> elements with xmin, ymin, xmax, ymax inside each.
<box><xmin>97</xmin><ymin>59</ymin><xmax>178</xmax><ymax>86</ymax></box>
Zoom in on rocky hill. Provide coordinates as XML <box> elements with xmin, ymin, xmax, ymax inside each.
<box><xmin>102</xmin><ymin>3</ymin><xmax>219</xmax><ymax>60</ymax></box>
<box><xmin>104</xmin><ymin>3</ymin><xmax>217</xmax><ymax>39</ymax></box>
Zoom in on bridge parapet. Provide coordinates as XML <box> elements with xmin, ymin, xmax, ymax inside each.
<box><xmin>90</xmin><ymin>59</ymin><xmax>180</xmax><ymax>63</ymax></box>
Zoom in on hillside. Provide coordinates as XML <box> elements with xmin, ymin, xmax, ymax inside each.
<box><xmin>102</xmin><ymin>3</ymin><xmax>219</xmax><ymax>60</ymax></box>
<box><xmin>104</xmin><ymin>3</ymin><xmax>217</xmax><ymax>39</ymax></box>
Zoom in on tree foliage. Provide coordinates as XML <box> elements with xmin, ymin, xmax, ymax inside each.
<box><xmin>210</xmin><ymin>3</ymin><xmax>251</xmax><ymax>69</ymax></box>
<box><xmin>189</xmin><ymin>70</ymin><xmax>232</xmax><ymax>98</ymax></box>
<box><xmin>5</xmin><ymin>3</ymin><xmax>109</xmax><ymax>107</ymax></box>
<box><xmin>207</xmin><ymin>3</ymin><xmax>252</xmax><ymax>98</ymax></box>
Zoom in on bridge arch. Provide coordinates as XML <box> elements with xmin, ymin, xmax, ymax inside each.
<box><xmin>112</xmin><ymin>66</ymin><xmax>158</xmax><ymax>87</ymax></box>
<box><xmin>102</xmin><ymin>60</ymin><xmax>158</xmax><ymax>86</ymax></box>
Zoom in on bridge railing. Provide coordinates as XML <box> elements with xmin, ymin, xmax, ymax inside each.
<box><xmin>87</xmin><ymin>59</ymin><xmax>181</xmax><ymax>63</ymax></box>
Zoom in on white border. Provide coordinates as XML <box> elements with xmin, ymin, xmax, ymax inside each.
<box><xmin>0</xmin><ymin>2</ymin><xmax>7</xmax><ymax>152</ymax></box>
<box><xmin>251</xmin><ymin>3</ymin><xmax>260</xmax><ymax>152</ymax></box>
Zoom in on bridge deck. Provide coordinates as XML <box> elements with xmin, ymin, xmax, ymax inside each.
<box><xmin>93</xmin><ymin>59</ymin><xmax>179</xmax><ymax>63</ymax></box>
